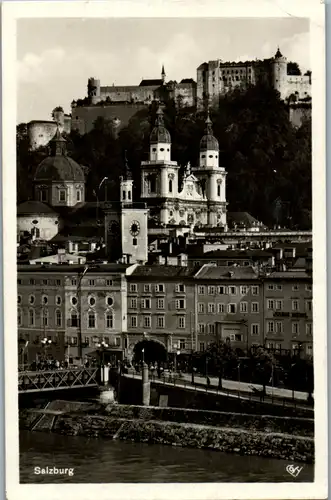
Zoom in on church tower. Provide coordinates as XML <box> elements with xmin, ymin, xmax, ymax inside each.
<box><xmin>120</xmin><ymin>151</ymin><xmax>133</xmax><ymax>204</ymax></box>
<box><xmin>141</xmin><ymin>106</ymin><xmax>180</xmax><ymax>224</ymax></box>
<box><xmin>161</xmin><ymin>64</ymin><xmax>166</xmax><ymax>84</ymax></box>
<box><xmin>194</xmin><ymin>111</ymin><xmax>227</xmax><ymax>228</ymax></box>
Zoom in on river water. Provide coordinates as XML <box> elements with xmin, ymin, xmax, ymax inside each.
<box><xmin>20</xmin><ymin>431</ymin><xmax>314</xmax><ymax>483</ymax></box>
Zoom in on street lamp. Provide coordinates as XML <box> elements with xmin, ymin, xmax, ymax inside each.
<box><xmin>96</xmin><ymin>340</ymin><xmax>109</xmax><ymax>386</ymax></box>
<box><xmin>173</xmin><ymin>344</ymin><xmax>180</xmax><ymax>373</ymax></box>
<box><xmin>41</xmin><ymin>337</ymin><xmax>52</xmax><ymax>364</ymax></box>
<box><xmin>96</xmin><ymin>340</ymin><xmax>109</xmax><ymax>366</ymax></box>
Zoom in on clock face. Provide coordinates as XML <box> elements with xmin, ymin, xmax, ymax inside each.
<box><xmin>130</xmin><ymin>220</ymin><xmax>140</xmax><ymax>236</ymax></box>
<box><xmin>108</xmin><ymin>220</ymin><xmax>120</xmax><ymax>234</ymax></box>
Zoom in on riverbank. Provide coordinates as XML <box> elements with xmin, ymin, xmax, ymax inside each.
<box><xmin>19</xmin><ymin>400</ymin><xmax>314</xmax><ymax>463</ymax></box>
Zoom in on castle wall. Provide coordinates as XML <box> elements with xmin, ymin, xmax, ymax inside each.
<box><xmin>99</xmin><ymin>85</ymin><xmax>159</xmax><ymax>104</ymax></box>
<box><xmin>28</xmin><ymin>116</ymin><xmax>72</xmax><ymax>151</ymax></box>
<box><xmin>289</xmin><ymin>105</ymin><xmax>312</xmax><ymax>127</ymax></box>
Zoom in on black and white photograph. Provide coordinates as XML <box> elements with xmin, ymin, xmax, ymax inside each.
<box><xmin>3</xmin><ymin>1</ymin><xmax>327</xmax><ymax>499</ymax></box>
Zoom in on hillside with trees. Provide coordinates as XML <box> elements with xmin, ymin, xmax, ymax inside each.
<box><xmin>17</xmin><ymin>84</ymin><xmax>312</xmax><ymax>228</ymax></box>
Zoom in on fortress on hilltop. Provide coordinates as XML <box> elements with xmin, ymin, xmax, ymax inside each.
<box><xmin>27</xmin><ymin>48</ymin><xmax>311</xmax><ymax>150</ymax></box>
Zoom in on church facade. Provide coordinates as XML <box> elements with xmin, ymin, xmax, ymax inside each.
<box><xmin>140</xmin><ymin>107</ymin><xmax>227</xmax><ymax>229</ymax></box>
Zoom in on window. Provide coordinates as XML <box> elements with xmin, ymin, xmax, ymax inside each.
<box><xmin>130</xmin><ymin>298</ymin><xmax>137</xmax><ymax>309</ymax></box>
<box><xmin>292</xmin><ymin>322</ymin><xmax>299</xmax><ymax>335</ymax></box>
<box><xmin>218</xmin><ymin>286</ymin><xmax>227</xmax><ymax>295</ymax></box>
<box><xmin>208</xmin><ymin>286</ymin><xmax>215</xmax><ymax>295</ymax></box>
<box><xmin>198</xmin><ymin>286</ymin><xmax>205</xmax><ymax>295</ymax></box>
<box><xmin>204</xmin><ymin>301</ymin><xmax>215</xmax><ymax>314</ymax></box>
<box><xmin>251</xmin><ymin>302</ymin><xmax>259</xmax><ymax>313</ymax></box>
<box><xmin>251</xmin><ymin>324</ymin><xmax>260</xmax><ymax>336</ymax></box>
<box><xmin>157</xmin><ymin>298</ymin><xmax>164</xmax><ymax>309</ymax></box>
<box><xmin>267</xmin><ymin>321</ymin><xmax>274</xmax><ymax>333</ymax></box>
<box><xmin>106</xmin><ymin>314</ymin><xmax>113</xmax><ymax>329</ymax></box>
<box><xmin>157</xmin><ymin>316</ymin><xmax>165</xmax><ymax>328</ymax></box>
<box><xmin>218</xmin><ymin>303</ymin><xmax>225</xmax><ymax>313</ymax></box>
<box><xmin>132</xmin><ymin>238</ymin><xmax>137</xmax><ymax>246</ymax></box>
<box><xmin>306</xmin><ymin>323</ymin><xmax>312</xmax><ymax>336</ymax></box>
<box><xmin>40</xmin><ymin>189</ymin><xmax>47</xmax><ymax>202</ymax></box>
<box><xmin>59</xmin><ymin>190</ymin><xmax>66</xmax><ymax>202</ymax></box>
<box><xmin>251</xmin><ymin>286</ymin><xmax>259</xmax><ymax>296</ymax></box>
<box><xmin>29</xmin><ymin>295</ymin><xmax>35</xmax><ymax>305</ymax></box>
<box><xmin>292</xmin><ymin>300</ymin><xmax>299</xmax><ymax>311</ymax></box>
<box><xmin>267</xmin><ymin>342</ymin><xmax>274</xmax><ymax>349</ymax></box>
<box><xmin>128</xmin><ymin>191</ymin><xmax>131</xmax><ymax>200</ymax></box>
<box><xmin>267</xmin><ymin>284</ymin><xmax>274</xmax><ymax>291</ymax></box>
<box><xmin>131</xmin><ymin>316</ymin><xmax>137</xmax><ymax>328</ymax></box>
<box><xmin>29</xmin><ymin>278</ymin><xmax>35</xmax><ymax>285</ymax></box>
<box><xmin>240</xmin><ymin>302</ymin><xmax>248</xmax><ymax>313</ymax></box>
<box><xmin>122</xmin><ymin>190</ymin><xmax>126</xmax><ymax>200</ymax></box>
<box><xmin>208</xmin><ymin>324</ymin><xmax>215</xmax><ymax>334</ymax></box>
<box><xmin>141</xmin><ymin>298</ymin><xmax>151</xmax><ymax>309</ymax></box>
<box><xmin>176</xmin><ymin>299</ymin><xmax>186</xmax><ymax>310</ymax></box>
<box><xmin>42</xmin><ymin>279</ymin><xmax>48</xmax><ymax>286</ymax></box>
<box><xmin>130</xmin><ymin>284</ymin><xmax>137</xmax><ymax>292</ymax></box>
<box><xmin>106</xmin><ymin>279</ymin><xmax>113</xmax><ymax>286</ymax></box>
<box><xmin>275</xmin><ymin>300</ymin><xmax>283</xmax><ymax>310</ymax></box>
<box><xmin>88</xmin><ymin>279</ymin><xmax>95</xmax><ymax>286</ymax></box>
<box><xmin>29</xmin><ymin>309</ymin><xmax>35</xmax><ymax>326</ymax></box>
<box><xmin>276</xmin><ymin>321</ymin><xmax>283</xmax><ymax>333</ymax></box>
<box><xmin>198</xmin><ymin>303</ymin><xmax>205</xmax><ymax>313</ymax></box>
<box><xmin>71</xmin><ymin>278</ymin><xmax>77</xmax><ymax>286</ymax></box>
<box><xmin>155</xmin><ymin>284</ymin><xmax>164</xmax><ymax>292</ymax></box>
<box><xmin>84</xmin><ymin>336</ymin><xmax>90</xmax><ymax>346</ymax></box>
<box><xmin>71</xmin><ymin>336</ymin><xmax>78</xmax><ymax>346</ymax></box>
<box><xmin>76</xmin><ymin>190</ymin><xmax>81</xmax><ymax>202</ymax></box>
<box><xmin>56</xmin><ymin>296</ymin><xmax>62</xmax><ymax>305</ymax></box>
<box><xmin>144</xmin><ymin>284</ymin><xmax>151</xmax><ymax>293</ymax></box>
<box><xmin>199</xmin><ymin>342</ymin><xmax>205</xmax><ymax>352</ymax></box>
<box><xmin>17</xmin><ymin>279</ymin><xmax>22</xmax><ymax>285</ymax></box>
<box><xmin>292</xmin><ymin>284</ymin><xmax>299</xmax><ymax>291</ymax></box>
<box><xmin>306</xmin><ymin>300</ymin><xmax>312</xmax><ymax>312</ymax></box>
<box><xmin>267</xmin><ymin>299</ymin><xmax>275</xmax><ymax>310</ymax></box>
<box><xmin>71</xmin><ymin>296</ymin><xmax>78</xmax><ymax>306</ymax></box>
<box><xmin>198</xmin><ymin>323</ymin><xmax>205</xmax><ymax>334</ymax></box>
<box><xmin>88</xmin><ymin>296</ymin><xmax>96</xmax><ymax>307</ymax></box>
<box><xmin>306</xmin><ymin>344</ymin><xmax>313</xmax><ymax>356</ymax></box>
<box><xmin>178</xmin><ymin>316</ymin><xmax>185</xmax><ymax>329</ymax></box>
<box><xmin>144</xmin><ymin>316</ymin><xmax>151</xmax><ymax>328</ymax></box>
<box><xmin>228</xmin><ymin>286</ymin><xmax>237</xmax><ymax>295</ymax></box>
<box><xmin>70</xmin><ymin>312</ymin><xmax>78</xmax><ymax>327</ymax></box>
<box><xmin>176</xmin><ymin>284</ymin><xmax>185</xmax><ymax>293</ymax></box>
<box><xmin>88</xmin><ymin>313</ymin><xmax>96</xmax><ymax>329</ymax></box>
<box><xmin>240</xmin><ymin>286</ymin><xmax>248</xmax><ymax>295</ymax></box>
<box><xmin>42</xmin><ymin>310</ymin><xmax>49</xmax><ymax>327</ymax></box>
<box><xmin>306</xmin><ymin>284</ymin><xmax>312</xmax><ymax>292</ymax></box>
<box><xmin>228</xmin><ymin>303</ymin><xmax>236</xmax><ymax>314</ymax></box>
<box><xmin>56</xmin><ymin>310</ymin><xmax>62</xmax><ymax>327</ymax></box>
<box><xmin>17</xmin><ymin>308</ymin><xmax>22</xmax><ymax>326</ymax></box>
<box><xmin>169</xmin><ymin>180</ymin><xmax>173</xmax><ymax>193</ymax></box>
<box><xmin>275</xmin><ymin>284</ymin><xmax>282</xmax><ymax>291</ymax></box>
<box><xmin>179</xmin><ymin>339</ymin><xmax>186</xmax><ymax>350</ymax></box>
<box><xmin>17</xmin><ymin>295</ymin><xmax>22</xmax><ymax>304</ymax></box>
<box><xmin>217</xmin><ymin>185</ymin><xmax>221</xmax><ymax>196</ymax></box>
<box><xmin>106</xmin><ymin>296</ymin><xmax>113</xmax><ymax>307</ymax></box>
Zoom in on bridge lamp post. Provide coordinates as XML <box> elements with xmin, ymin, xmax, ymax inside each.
<box><xmin>173</xmin><ymin>344</ymin><xmax>180</xmax><ymax>373</ymax></box>
<box><xmin>96</xmin><ymin>340</ymin><xmax>109</xmax><ymax>385</ymax></box>
<box><xmin>41</xmin><ymin>337</ymin><xmax>52</xmax><ymax>364</ymax></box>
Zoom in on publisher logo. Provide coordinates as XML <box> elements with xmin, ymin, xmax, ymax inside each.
<box><xmin>286</xmin><ymin>464</ymin><xmax>303</xmax><ymax>478</ymax></box>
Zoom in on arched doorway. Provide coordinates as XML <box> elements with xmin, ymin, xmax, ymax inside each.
<box><xmin>133</xmin><ymin>339</ymin><xmax>167</xmax><ymax>365</ymax></box>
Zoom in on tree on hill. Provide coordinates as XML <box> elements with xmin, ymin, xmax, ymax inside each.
<box><xmin>287</xmin><ymin>62</ymin><xmax>301</xmax><ymax>76</ymax></box>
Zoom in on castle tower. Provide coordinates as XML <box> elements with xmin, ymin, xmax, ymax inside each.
<box><xmin>120</xmin><ymin>151</ymin><xmax>133</xmax><ymax>204</ymax></box>
<box><xmin>194</xmin><ymin>111</ymin><xmax>227</xmax><ymax>228</ymax></box>
<box><xmin>161</xmin><ymin>64</ymin><xmax>166</xmax><ymax>84</ymax></box>
<box><xmin>272</xmin><ymin>47</ymin><xmax>287</xmax><ymax>100</ymax></box>
<box><xmin>87</xmin><ymin>77</ymin><xmax>101</xmax><ymax>105</ymax></box>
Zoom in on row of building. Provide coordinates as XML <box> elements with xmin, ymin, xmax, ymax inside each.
<box><xmin>17</xmin><ymin>261</ymin><xmax>313</xmax><ymax>365</ymax></box>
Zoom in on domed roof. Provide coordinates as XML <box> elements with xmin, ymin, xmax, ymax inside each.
<box><xmin>274</xmin><ymin>47</ymin><xmax>283</xmax><ymax>59</ymax></box>
<box><xmin>150</xmin><ymin>107</ymin><xmax>171</xmax><ymax>144</ymax></box>
<box><xmin>200</xmin><ymin>112</ymin><xmax>219</xmax><ymax>151</ymax></box>
<box><xmin>34</xmin><ymin>129</ymin><xmax>85</xmax><ymax>183</ymax></box>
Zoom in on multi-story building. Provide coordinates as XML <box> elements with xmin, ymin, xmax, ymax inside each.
<box><xmin>263</xmin><ymin>270</ymin><xmax>313</xmax><ymax>355</ymax></box>
<box><xmin>126</xmin><ymin>266</ymin><xmax>196</xmax><ymax>359</ymax></box>
<box><xmin>17</xmin><ymin>262</ymin><xmax>313</xmax><ymax>364</ymax></box>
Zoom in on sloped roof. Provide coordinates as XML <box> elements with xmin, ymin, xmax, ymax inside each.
<box><xmin>139</xmin><ymin>79</ymin><xmax>163</xmax><ymax>87</ymax></box>
<box><xmin>227</xmin><ymin>212</ymin><xmax>267</xmax><ymax>228</ymax></box>
<box><xmin>130</xmin><ymin>265</ymin><xmax>196</xmax><ymax>278</ymax></box>
<box><xmin>195</xmin><ymin>265</ymin><xmax>259</xmax><ymax>280</ymax></box>
<box><xmin>17</xmin><ymin>201</ymin><xmax>57</xmax><ymax>216</ymax></box>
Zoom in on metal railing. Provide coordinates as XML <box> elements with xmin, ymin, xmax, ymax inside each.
<box><xmin>18</xmin><ymin>367</ymin><xmax>99</xmax><ymax>393</ymax></box>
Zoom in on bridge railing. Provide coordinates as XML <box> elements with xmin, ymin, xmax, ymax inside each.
<box><xmin>18</xmin><ymin>367</ymin><xmax>99</xmax><ymax>393</ymax></box>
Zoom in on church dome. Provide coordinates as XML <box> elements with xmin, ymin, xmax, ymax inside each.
<box><xmin>34</xmin><ymin>129</ymin><xmax>85</xmax><ymax>182</ymax></box>
<box><xmin>150</xmin><ymin>107</ymin><xmax>171</xmax><ymax>144</ymax></box>
<box><xmin>200</xmin><ymin>112</ymin><xmax>219</xmax><ymax>151</ymax></box>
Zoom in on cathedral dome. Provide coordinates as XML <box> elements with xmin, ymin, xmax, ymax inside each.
<box><xmin>34</xmin><ymin>129</ymin><xmax>85</xmax><ymax>182</ymax></box>
<box><xmin>200</xmin><ymin>113</ymin><xmax>219</xmax><ymax>151</ymax></box>
<box><xmin>150</xmin><ymin>107</ymin><xmax>171</xmax><ymax>144</ymax></box>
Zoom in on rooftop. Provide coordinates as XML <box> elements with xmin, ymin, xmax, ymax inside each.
<box><xmin>17</xmin><ymin>263</ymin><xmax>131</xmax><ymax>274</ymax></box>
<box><xmin>195</xmin><ymin>264</ymin><xmax>259</xmax><ymax>280</ymax></box>
<box><xmin>130</xmin><ymin>265</ymin><xmax>196</xmax><ymax>278</ymax></box>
